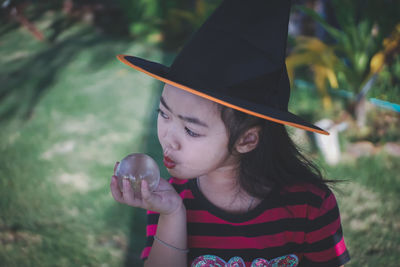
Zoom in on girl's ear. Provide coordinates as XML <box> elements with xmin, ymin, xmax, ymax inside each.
<box><xmin>235</xmin><ymin>126</ymin><xmax>260</xmax><ymax>154</ymax></box>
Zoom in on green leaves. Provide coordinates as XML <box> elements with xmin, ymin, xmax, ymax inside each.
<box><xmin>294</xmin><ymin>5</ymin><xmax>343</xmax><ymax>42</ymax></box>
<box><xmin>291</xmin><ymin>2</ymin><xmax>399</xmax><ymax>103</ymax></box>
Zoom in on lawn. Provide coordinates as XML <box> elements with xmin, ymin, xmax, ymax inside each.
<box><xmin>1</xmin><ymin>10</ymin><xmax>399</xmax><ymax>267</ymax></box>
<box><xmin>0</xmin><ymin>10</ymin><xmax>168</xmax><ymax>266</ymax></box>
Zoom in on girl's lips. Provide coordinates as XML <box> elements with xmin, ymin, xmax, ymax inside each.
<box><xmin>163</xmin><ymin>156</ymin><xmax>176</xmax><ymax>169</ymax></box>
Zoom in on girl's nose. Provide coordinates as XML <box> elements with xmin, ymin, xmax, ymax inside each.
<box><xmin>167</xmin><ymin>139</ymin><xmax>180</xmax><ymax>150</ymax></box>
<box><xmin>163</xmin><ymin>128</ymin><xmax>180</xmax><ymax>151</ymax></box>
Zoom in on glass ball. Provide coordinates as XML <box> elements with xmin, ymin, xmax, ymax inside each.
<box><xmin>116</xmin><ymin>153</ymin><xmax>160</xmax><ymax>197</ymax></box>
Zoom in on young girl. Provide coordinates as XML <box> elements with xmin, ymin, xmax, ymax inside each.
<box><xmin>111</xmin><ymin>0</ymin><xmax>350</xmax><ymax>266</ymax></box>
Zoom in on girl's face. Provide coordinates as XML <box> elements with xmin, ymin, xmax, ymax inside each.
<box><xmin>157</xmin><ymin>84</ymin><xmax>238</xmax><ymax>179</ymax></box>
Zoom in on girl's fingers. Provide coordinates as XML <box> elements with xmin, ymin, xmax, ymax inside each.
<box><xmin>122</xmin><ymin>178</ymin><xmax>141</xmax><ymax>206</ymax></box>
<box><xmin>141</xmin><ymin>180</ymin><xmax>162</xmax><ymax>211</ymax></box>
<box><xmin>111</xmin><ymin>175</ymin><xmax>164</xmax><ymax>211</ymax></box>
<box><xmin>113</xmin><ymin>162</ymin><xmax>119</xmax><ymax>175</ymax></box>
<box><xmin>141</xmin><ymin>179</ymin><xmax>151</xmax><ymax>203</ymax></box>
<box><xmin>110</xmin><ymin>175</ymin><xmax>123</xmax><ymax>202</ymax></box>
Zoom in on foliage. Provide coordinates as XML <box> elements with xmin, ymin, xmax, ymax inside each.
<box><xmin>287</xmin><ymin>0</ymin><xmax>400</xmax><ymax>110</ymax></box>
<box><xmin>368</xmin><ymin>25</ymin><xmax>400</xmax><ymax>103</ymax></box>
<box><xmin>369</xmin><ymin>56</ymin><xmax>400</xmax><ymax>103</ymax></box>
<box><xmin>161</xmin><ymin>0</ymin><xmax>221</xmax><ymax>50</ymax></box>
<box><xmin>116</xmin><ymin>0</ymin><xmax>221</xmax><ymax>49</ymax></box>
<box><xmin>117</xmin><ymin>0</ymin><xmax>163</xmax><ymax>38</ymax></box>
<box><xmin>286</xmin><ymin>36</ymin><xmax>341</xmax><ymax>109</ymax></box>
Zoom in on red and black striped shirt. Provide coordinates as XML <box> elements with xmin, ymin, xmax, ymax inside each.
<box><xmin>141</xmin><ymin>178</ymin><xmax>350</xmax><ymax>267</ymax></box>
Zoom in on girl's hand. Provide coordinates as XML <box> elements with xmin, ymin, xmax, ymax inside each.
<box><xmin>110</xmin><ymin>162</ymin><xmax>183</xmax><ymax>215</ymax></box>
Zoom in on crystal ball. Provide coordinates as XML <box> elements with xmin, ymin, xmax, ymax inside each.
<box><xmin>116</xmin><ymin>153</ymin><xmax>160</xmax><ymax>197</ymax></box>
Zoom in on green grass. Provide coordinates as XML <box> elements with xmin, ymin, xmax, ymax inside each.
<box><xmin>0</xmin><ymin>11</ymin><xmax>166</xmax><ymax>267</ymax></box>
<box><xmin>325</xmin><ymin>155</ymin><xmax>400</xmax><ymax>267</ymax></box>
<box><xmin>1</xmin><ymin>10</ymin><xmax>400</xmax><ymax>267</ymax></box>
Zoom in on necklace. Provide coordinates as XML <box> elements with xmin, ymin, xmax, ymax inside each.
<box><xmin>196</xmin><ymin>178</ymin><xmax>255</xmax><ymax>212</ymax></box>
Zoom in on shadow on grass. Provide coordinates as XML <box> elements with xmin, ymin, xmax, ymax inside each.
<box><xmin>0</xmin><ymin>24</ymin><xmax>133</xmax><ymax>124</ymax></box>
<box><xmin>123</xmin><ymin>52</ymin><xmax>175</xmax><ymax>267</ymax></box>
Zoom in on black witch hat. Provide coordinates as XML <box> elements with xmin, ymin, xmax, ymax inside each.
<box><xmin>117</xmin><ymin>0</ymin><xmax>329</xmax><ymax>135</ymax></box>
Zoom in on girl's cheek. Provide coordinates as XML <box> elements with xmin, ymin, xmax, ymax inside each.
<box><xmin>157</xmin><ymin>119</ymin><xmax>165</xmax><ymax>142</ymax></box>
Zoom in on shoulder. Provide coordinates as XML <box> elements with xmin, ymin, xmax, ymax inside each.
<box><xmin>280</xmin><ymin>183</ymin><xmax>338</xmax><ymax>214</ymax></box>
<box><xmin>282</xmin><ymin>182</ymin><xmax>332</xmax><ymax>198</ymax></box>
<box><xmin>281</xmin><ymin>183</ymin><xmax>343</xmax><ymax>233</ymax></box>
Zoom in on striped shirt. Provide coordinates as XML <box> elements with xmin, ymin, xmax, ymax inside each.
<box><xmin>141</xmin><ymin>178</ymin><xmax>350</xmax><ymax>267</ymax></box>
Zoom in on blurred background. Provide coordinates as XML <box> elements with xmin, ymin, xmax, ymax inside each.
<box><xmin>0</xmin><ymin>0</ymin><xmax>399</xmax><ymax>266</ymax></box>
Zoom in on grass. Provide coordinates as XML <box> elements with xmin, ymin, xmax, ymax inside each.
<box><xmin>325</xmin><ymin>155</ymin><xmax>400</xmax><ymax>266</ymax></box>
<box><xmin>0</xmin><ymin>10</ymin><xmax>167</xmax><ymax>267</ymax></box>
<box><xmin>1</xmin><ymin>9</ymin><xmax>400</xmax><ymax>267</ymax></box>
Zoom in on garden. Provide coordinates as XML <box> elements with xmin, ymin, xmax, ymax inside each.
<box><xmin>0</xmin><ymin>1</ymin><xmax>399</xmax><ymax>266</ymax></box>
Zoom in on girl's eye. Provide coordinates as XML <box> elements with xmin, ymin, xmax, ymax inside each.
<box><xmin>185</xmin><ymin>127</ymin><xmax>200</xmax><ymax>137</ymax></box>
<box><xmin>157</xmin><ymin>108</ymin><xmax>169</xmax><ymax>119</ymax></box>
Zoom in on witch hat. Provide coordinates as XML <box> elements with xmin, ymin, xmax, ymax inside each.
<box><xmin>117</xmin><ymin>0</ymin><xmax>329</xmax><ymax>135</ymax></box>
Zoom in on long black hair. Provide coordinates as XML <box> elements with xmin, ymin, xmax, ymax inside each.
<box><xmin>218</xmin><ymin>106</ymin><xmax>331</xmax><ymax>199</ymax></box>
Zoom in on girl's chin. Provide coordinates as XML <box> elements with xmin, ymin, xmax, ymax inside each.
<box><xmin>166</xmin><ymin>168</ymin><xmax>197</xmax><ymax>180</ymax></box>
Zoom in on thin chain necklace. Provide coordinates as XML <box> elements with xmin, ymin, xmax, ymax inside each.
<box><xmin>196</xmin><ymin>178</ymin><xmax>255</xmax><ymax>212</ymax></box>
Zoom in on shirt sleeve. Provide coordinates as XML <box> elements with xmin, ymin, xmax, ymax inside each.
<box><xmin>302</xmin><ymin>188</ymin><xmax>350</xmax><ymax>267</ymax></box>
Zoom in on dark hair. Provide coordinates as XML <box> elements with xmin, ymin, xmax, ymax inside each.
<box><xmin>218</xmin><ymin>106</ymin><xmax>330</xmax><ymax>199</ymax></box>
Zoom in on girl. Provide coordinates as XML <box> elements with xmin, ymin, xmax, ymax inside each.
<box><xmin>111</xmin><ymin>0</ymin><xmax>350</xmax><ymax>266</ymax></box>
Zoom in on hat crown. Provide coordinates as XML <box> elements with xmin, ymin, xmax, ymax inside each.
<box><xmin>117</xmin><ymin>0</ymin><xmax>328</xmax><ymax>134</ymax></box>
<box><xmin>167</xmin><ymin>0</ymin><xmax>291</xmax><ymax>110</ymax></box>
